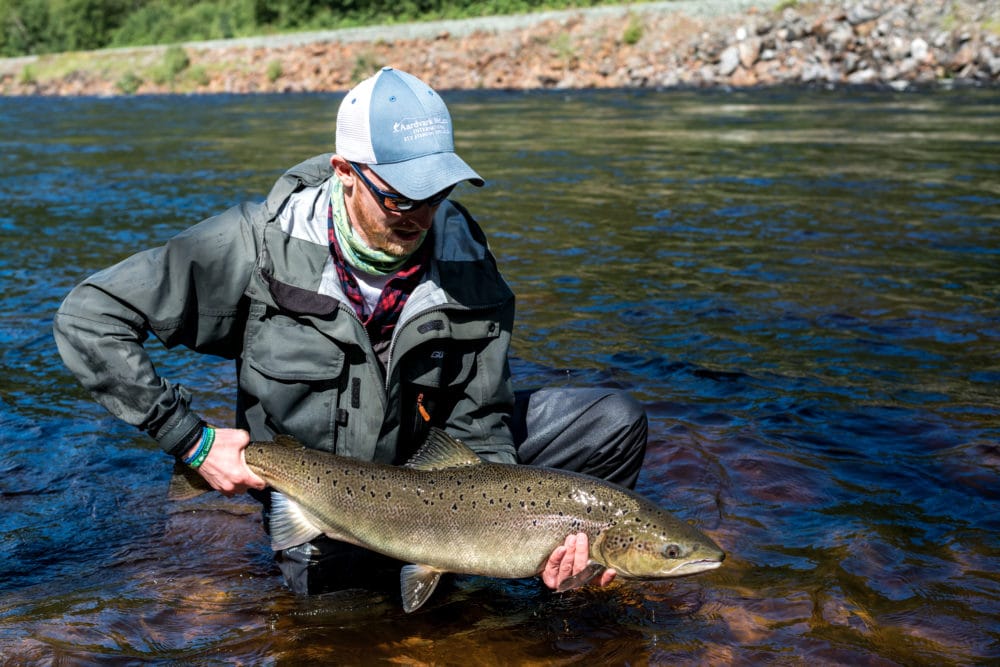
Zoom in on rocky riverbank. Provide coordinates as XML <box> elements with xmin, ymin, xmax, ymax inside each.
<box><xmin>2</xmin><ymin>0</ymin><xmax>997</xmax><ymax>95</ymax></box>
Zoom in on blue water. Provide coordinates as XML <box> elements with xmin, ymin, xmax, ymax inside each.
<box><xmin>1</xmin><ymin>88</ymin><xmax>998</xmax><ymax>664</ymax></box>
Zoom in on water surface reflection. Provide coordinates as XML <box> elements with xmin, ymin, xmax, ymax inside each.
<box><xmin>1</xmin><ymin>88</ymin><xmax>998</xmax><ymax>664</ymax></box>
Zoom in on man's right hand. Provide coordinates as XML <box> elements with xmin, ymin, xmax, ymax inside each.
<box><xmin>185</xmin><ymin>428</ymin><xmax>267</xmax><ymax>496</ymax></box>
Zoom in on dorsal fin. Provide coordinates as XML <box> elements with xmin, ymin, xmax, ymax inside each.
<box><xmin>404</xmin><ymin>428</ymin><xmax>483</xmax><ymax>471</ymax></box>
<box><xmin>272</xmin><ymin>434</ymin><xmax>306</xmax><ymax>450</ymax></box>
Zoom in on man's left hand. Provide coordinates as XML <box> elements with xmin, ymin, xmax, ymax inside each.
<box><xmin>541</xmin><ymin>532</ymin><xmax>617</xmax><ymax>590</ymax></box>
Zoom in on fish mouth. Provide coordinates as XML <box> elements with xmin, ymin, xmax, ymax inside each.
<box><xmin>672</xmin><ymin>559</ymin><xmax>724</xmax><ymax>576</ymax></box>
<box><xmin>617</xmin><ymin>558</ymin><xmax>724</xmax><ymax>580</ymax></box>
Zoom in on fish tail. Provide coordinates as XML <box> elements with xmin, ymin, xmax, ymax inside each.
<box><xmin>167</xmin><ymin>461</ymin><xmax>214</xmax><ymax>501</ymax></box>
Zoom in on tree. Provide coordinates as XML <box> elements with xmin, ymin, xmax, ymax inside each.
<box><xmin>51</xmin><ymin>0</ymin><xmax>133</xmax><ymax>51</ymax></box>
<box><xmin>0</xmin><ymin>0</ymin><xmax>55</xmax><ymax>56</ymax></box>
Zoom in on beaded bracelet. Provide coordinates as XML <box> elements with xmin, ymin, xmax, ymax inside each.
<box><xmin>183</xmin><ymin>426</ymin><xmax>215</xmax><ymax>469</ymax></box>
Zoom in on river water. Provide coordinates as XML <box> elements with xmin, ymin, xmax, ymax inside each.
<box><xmin>1</xmin><ymin>88</ymin><xmax>998</xmax><ymax>665</ymax></box>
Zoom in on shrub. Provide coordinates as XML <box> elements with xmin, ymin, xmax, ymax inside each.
<box><xmin>266</xmin><ymin>59</ymin><xmax>282</xmax><ymax>82</ymax></box>
<box><xmin>622</xmin><ymin>12</ymin><xmax>642</xmax><ymax>46</ymax></box>
<box><xmin>350</xmin><ymin>52</ymin><xmax>381</xmax><ymax>83</ymax></box>
<box><xmin>190</xmin><ymin>64</ymin><xmax>209</xmax><ymax>86</ymax></box>
<box><xmin>163</xmin><ymin>45</ymin><xmax>190</xmax><ymax>75</ymax></box>
<box><xmin>115</xmin><ymin>70</ymin><xmax>142</xmax><ymax>94</ymax></box>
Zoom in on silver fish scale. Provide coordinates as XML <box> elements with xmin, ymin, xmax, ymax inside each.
<box><xmin>246</xmin><ymin>442</ymin><xmax>650</xmax><ymax>578</ymax></box>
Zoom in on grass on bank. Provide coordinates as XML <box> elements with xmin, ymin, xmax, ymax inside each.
<box><xmin>3</xmin><ymin>1</ymin><xmax>657</xmax><ymax>94</ymax></box>
<box><xmin>9</xmin><ymin>43</ymin><xmax>223</xmax><ymax>94</ymax></box>
<box><xmin>0</xmin><ymin>0</ymin><xmax>661</xmax><ymax>57</ymax></box>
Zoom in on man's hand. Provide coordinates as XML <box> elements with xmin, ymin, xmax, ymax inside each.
<box><xmin>186</xmin><ymin>428</ymin><xmax>267</xmax><ymax>497</ymax></box>
<box><xmin>541</xmin><ymin>532</ymin><xmax>617</xmax><ymax>590</ymax></box>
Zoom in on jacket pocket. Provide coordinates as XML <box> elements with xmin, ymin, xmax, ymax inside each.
<box><xmin>241</xmin><ymin>307</ymin><xmax>346</xmax><ymax>451</ymax></box>
<box><xmin>245</xmin><ymin>312</ymin><xmax>344</xmax><ymax>381</ymax></box>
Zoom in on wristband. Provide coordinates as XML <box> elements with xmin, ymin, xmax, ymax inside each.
<box><xmin>183</xmin><ymin>426</ymin><xmax>215</xmax><ymax>469</ymax></box>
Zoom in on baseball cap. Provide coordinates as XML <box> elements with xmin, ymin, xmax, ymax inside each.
<box><xmin>335</xmin><ymin>67</ymin><xmax>484</xmax><ymax>200</ymax></box>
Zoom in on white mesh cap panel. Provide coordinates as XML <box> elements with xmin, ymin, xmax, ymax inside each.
<box><xmin>335</xmin><ymin>72</ymin><xmax>379</xmax><ymax>163</ymax></box>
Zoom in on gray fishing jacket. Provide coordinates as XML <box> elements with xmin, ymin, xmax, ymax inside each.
<box><xmin>53</xmin><ymin>154</ymin><xmax>517</xmax><ymax>465</ymax></box>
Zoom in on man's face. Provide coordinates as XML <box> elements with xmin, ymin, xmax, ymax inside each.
<box><xmin>335</xmin><ymin>158</ymin><xmax>439</xmax><ymax>258</ymax></box>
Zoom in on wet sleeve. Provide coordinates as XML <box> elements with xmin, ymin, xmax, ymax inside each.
<box><xmin>52</xmin><ymin>203</ymin><xmax>260</xmax><ymax>455</ymax></box>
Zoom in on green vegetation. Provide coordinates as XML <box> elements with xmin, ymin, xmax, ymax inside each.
<box><xmin>350</xmin><ymin>51</ymin><xmax>381</xmax><ymax>82</ymax></box>
<box><xmin>622</xmin><ymin>11</ymin><xmax>643</xmax><ymax>45</ymax></box>
<box><xmin>266</xmin><ymin>59</ymin><xmax>282</xmax><ymax>82</ymax></box>
<box><xmin>0</xmin><ymin>0</ymin><xmax>650</xmax><ymax>57</ymax></box>
<box><xmin>190</xmin><ymin>63</ymin><xmax>209</xmax><ymax>86</ymax></box>
<box><xmin>151</xmin><ymin>44</ymin><xmax>190</xmax><ymax>86</ymax></box>
<box><xmin>115</xmin><ymin>70</ymin><xmax>142</xmax><ymax>94</ymax></box>
<box><xmin>550</xmin><ymin>31</ymin><xmax>575</xmax><ymax>62</ymax></box>
<box><xmin>773</xmin><ymin>0</ymin><xmax>799</xmax><ymax>11</ymax></box>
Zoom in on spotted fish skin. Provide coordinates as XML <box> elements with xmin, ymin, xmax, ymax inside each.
<box><xmin>174</xmin><ymin>428</ymin><xmax>724</xmax><ymax>611</ymax></box>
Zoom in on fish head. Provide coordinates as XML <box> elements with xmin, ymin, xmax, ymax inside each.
<box><xmin>594</xmin><ymin>507</ymin><xmax>725</xmax><ymax>579</ymax></box>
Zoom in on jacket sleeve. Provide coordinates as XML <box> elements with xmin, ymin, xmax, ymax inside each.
<box><xmin>52</xmin><ymin>202</ymin><xmax>261</xmax><ymax>456</ymax></box>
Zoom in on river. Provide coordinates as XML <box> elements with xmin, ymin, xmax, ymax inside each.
<box><xmin>1</xmin><ymin>88</ymin><xmax>998</xmax><ymax>665</ymax></box>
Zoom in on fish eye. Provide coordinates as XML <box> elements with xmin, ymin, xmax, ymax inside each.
<box><xmin>663</xmin><ymin>544</ymin><xmax>683</xmax><ymax>559</ymax></box>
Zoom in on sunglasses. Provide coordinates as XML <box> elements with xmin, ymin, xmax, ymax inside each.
<box><xmin>349</xmin><ymin>162</ymin><xmax>454</xmax><ymax>212</ymax></box>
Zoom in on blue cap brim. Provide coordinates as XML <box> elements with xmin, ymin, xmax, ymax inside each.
<box><xmin>369</xmin><ymin>152</ymin><xmax>484</xmax><ymax>200</ymax></box>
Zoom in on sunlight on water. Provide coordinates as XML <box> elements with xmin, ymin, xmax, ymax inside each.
<box><xmin>1</xmin><ymin>88</ymin><xmax>997</xmax><ymax>664</ymax></box>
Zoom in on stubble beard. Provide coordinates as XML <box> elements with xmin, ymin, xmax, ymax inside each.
<box><xmin>352</xmin><ymin>206</ymin><xmax>425</xmax><ymax>258</ymax></box>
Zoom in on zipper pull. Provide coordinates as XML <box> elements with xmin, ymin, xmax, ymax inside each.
<box><xmin>416</xmin><ymin>392</ymin><xmax>431</xmax><ymax>422</ymax></box>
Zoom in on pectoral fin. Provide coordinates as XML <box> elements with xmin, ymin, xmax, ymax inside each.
<box><xmin>268</xmin><ymin>492</ymin><xmax>324</xmax><ymax>551</ymax></box>
<box><xmin>400</xmin><ymin>564</ymin><xmax>444</xmax><ymax>613</ymax></box>
<box><xmin>556</xmin><ymin>561</ymin><xmax>607</xmax><ymax>592</ymax></box>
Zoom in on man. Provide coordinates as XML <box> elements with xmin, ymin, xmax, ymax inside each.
<box><xmin>53</xmin><ymin>67</ymin><xmax>647</xmax><ymax>596</ymax></box>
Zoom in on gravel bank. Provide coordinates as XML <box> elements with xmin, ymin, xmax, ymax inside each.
<box><xmin>1</xmin><ymin>0</ymin><xmax>997</xmax><ymax>95</ymax></box>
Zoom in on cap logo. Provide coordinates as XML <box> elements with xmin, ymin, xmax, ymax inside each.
<box><xmin>394</xmin><ymin>115</ymin><xmax>451</xmax><ymax>144</ymax></box>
